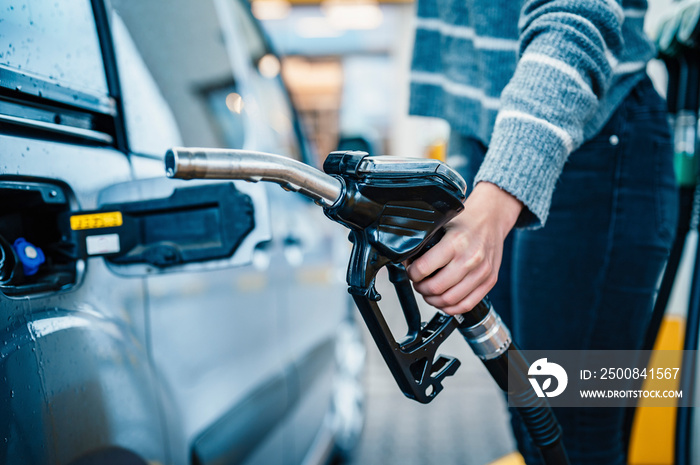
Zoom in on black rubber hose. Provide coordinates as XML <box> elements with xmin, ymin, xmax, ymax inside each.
<box><xmin>675</xmin><ymin>223</ymin><xmax>700</xmax><ymax>465</ymax></box>
<box><xmin>663</xmin><ymin>55</ymin><xmax>681</xmax><ymax>115</ymax></box>
<box><xmin>623</xmin><ymin>186</ymin><xmax>693</xmax><ymax>455</ymax></box>
<box><xmin>483</xmin><ymin>345</ymin><xmax>567</xmax><ymax>454</ymax></box>
<box><xmin>642</xmin><ymin>187</ymin><xmax>694</xmax><ymax>353</ymax></box>
<box><xmin>458</xmin><ymin>305</ymin><xmax>571</xmax><ymax>465</ymax></box>
<box><xmin>539</xmin><ymin>443</ymin><xmax>572</xmax><ymax>465</ymax></box>
<box><xmin>676</xmin><ymin>51</ymin><xmax>700</xmax><ymax>465</ymax></box>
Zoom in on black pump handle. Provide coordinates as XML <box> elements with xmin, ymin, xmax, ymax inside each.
<box><xmin>346</xmin><ymin>228</ymin><xmax>461</xmax><ymax>403</ymax></box>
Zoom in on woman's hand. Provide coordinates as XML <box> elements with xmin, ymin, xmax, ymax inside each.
<box><xmin>407</xmin><ymin>182</ymin><xmax>523</xmax><ymax>314</ymax></box>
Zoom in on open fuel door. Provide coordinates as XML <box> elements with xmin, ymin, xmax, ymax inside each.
<box><xmin>67</xmin><ymin>177</ymin><xmax>271</xmax><ymax>276</ymax></box>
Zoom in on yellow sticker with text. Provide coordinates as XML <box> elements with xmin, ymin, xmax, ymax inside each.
<box><xmin>70</xmin><ymin>211</ymin><xmax>123</xmax><ymax>230</ymax></box>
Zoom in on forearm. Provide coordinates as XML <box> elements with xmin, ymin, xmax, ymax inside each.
<box><xmin>479</xmin><ymin>0</ymin><xmax>624</xmax><ymax>228</ymax></box>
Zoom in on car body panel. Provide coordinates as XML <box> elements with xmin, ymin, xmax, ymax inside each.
<box><xmin>0</xmin><ymin>136</ymin><xmax>166</xmax><ymax>464</ymax></box>
<box><xmin>0</xmin><ymin>0</ymin><xmax>361</xmax><ymax>463</ymax></box>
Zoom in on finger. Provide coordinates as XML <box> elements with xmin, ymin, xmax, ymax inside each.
<box><xmin>421</xmin><ymin>261</ymin><xmax>492</xmax><ymax>307</ymax></box>
<box><xmin>413</xmin><ymin>254</ymin><xmax>483</xmax><ymax>297</ymax></box>
<box><xmin>440</xmin><ymin>278</ymin><xmax>497</xmax><ymax>315</ymax></box>
<box><xmin>406</xmin><ymin>236</ymin><xmax>457</xmax><ymax>282</ymax></box>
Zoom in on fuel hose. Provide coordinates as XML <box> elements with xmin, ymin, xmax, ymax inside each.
<box><xmin>457</xmin><ymin>300</ymin><xmax>571</xmax><ymax>465</ymax></box>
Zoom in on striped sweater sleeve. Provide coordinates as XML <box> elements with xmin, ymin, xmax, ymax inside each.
<box><xmin>474</xmin><ymin>0</ymin><xmax>625</xmax><ymax>228</ymax></box>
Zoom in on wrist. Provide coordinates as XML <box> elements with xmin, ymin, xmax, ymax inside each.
<box><xmin>457</xmin><ymin>181</ymin><xmax>523</xmax><ymax>239</ymax></box>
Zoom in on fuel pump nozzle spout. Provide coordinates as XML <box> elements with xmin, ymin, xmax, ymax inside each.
<box><xmin>166</xmin><ymin>147</ymin><xmax>343</xmax><ymax>208</ymax></box>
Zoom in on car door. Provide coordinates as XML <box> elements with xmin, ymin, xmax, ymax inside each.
<box><xmin>2</xmin><ymin>1</ymin><xmax>295</xmax><ymax>465</ymax></box>
<box><xmin>217</xmin><ymin>3</ymin><xmax>357</xmax><ymax>462</ymax></box>
<box><xmin>2</xmin><ymin>0</ymin><xmax>355</xmax><ymax>463</ymax></box>
<box><xmin>105</xmin><ymin>0</ymin><xmax>352</xmax><ymax>464</ymax></box>
<box><xmin>104</xmin><ymin>1</ymin><xmax>294</xmax><ymax>464</ymax></box>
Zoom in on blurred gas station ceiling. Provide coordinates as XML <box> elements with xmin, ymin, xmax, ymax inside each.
<box><xmin>252</xmin><ymin>0</ymin><xmax>410</xmax><ymax>55</ymax></box>
<box><xmin>252</xmin><ymin>0</ymin><xmax>444</xmax><ymax>161</ymax></box>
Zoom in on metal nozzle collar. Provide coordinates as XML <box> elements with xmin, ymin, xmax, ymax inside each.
<box><xmin>458</xmin><ymin>308</ymin><xmax>512</xmax><ymax>360</ymax></box>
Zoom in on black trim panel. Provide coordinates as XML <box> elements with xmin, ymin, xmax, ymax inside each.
<box><xmin>0</xmin><ymin>65</ymin><xmax>115</xmax><ymax>116</ymax></box>
<box><xmin>90</xmin><ymin>0</ymin><xmax>129</xmax><ymax>152</ymax></box>
<box><xmin>0</xmin><ymin>114</ymin><xmax>113</xmax><ymax>144</ymax></box>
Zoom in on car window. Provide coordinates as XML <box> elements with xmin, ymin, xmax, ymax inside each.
<box><xmin>110</xmin><ymin>13</ymin><xmax>183</xmax><ymax>156</ymax></box>
<box><xmin>225</xmin><ymin>0</ymin><xmax>307</xmax><ymax>163</ymax></box>
<box><xmin>227</xmin><ymin>0</ymin><xmax>267</xmax><ymax>63</ymax></box>
<box><xmin>110</xmin><ymin>0</ymin><xmax>247</xmax><ymax>156</ymax></box>
<box><xmin>0</xmin><ymin>0</ymin><xmax>108</xmax><ymax>96</ymax></box>
<box><xmin>111</xmin><ymin>0</ymin><xmax>308</xmax><ymax>163</ymax></box>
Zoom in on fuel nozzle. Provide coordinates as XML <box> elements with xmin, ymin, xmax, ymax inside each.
<box><xmin>656</xmin><ymin>6</ymin><xmax>700</xmax><ymax>187</ymax></box>
<box><xmin>166</xmin><ymin>147</ymin><xmax>469</xmax><ymax>403</ymax></box>
<box><xmin>164</xmin><ymin>147</ymin><xmax>570</xmax><ymax>463</ymax></box>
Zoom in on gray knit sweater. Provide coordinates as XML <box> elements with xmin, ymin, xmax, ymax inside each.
<box><xmin>409</xmin><ymin>0</ymin><xmax>656</xmax><ymax>227</ymax></box>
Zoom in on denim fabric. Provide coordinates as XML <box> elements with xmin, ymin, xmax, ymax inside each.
<box><xmin>447</xmin><ymin>76</ymin><xmax>678</xmax><ymax>465</ymax></box>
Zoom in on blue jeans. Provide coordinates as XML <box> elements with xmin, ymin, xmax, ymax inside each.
<box><xmin>448</xmin><ymin>76</ymin><xmax>678</xmax><ymax>465</ymax></box>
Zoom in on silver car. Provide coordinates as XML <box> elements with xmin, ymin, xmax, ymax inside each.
<box><xmin>0</xmin><ymin>0</ymin><xmax>365</xmax><ymax>464</ymax></box>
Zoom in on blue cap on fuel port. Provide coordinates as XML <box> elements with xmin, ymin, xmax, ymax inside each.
<box><xmin>12</xmin><ymin>238</ymin><xmax>46</xmax><ymax>276</ymax></box>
